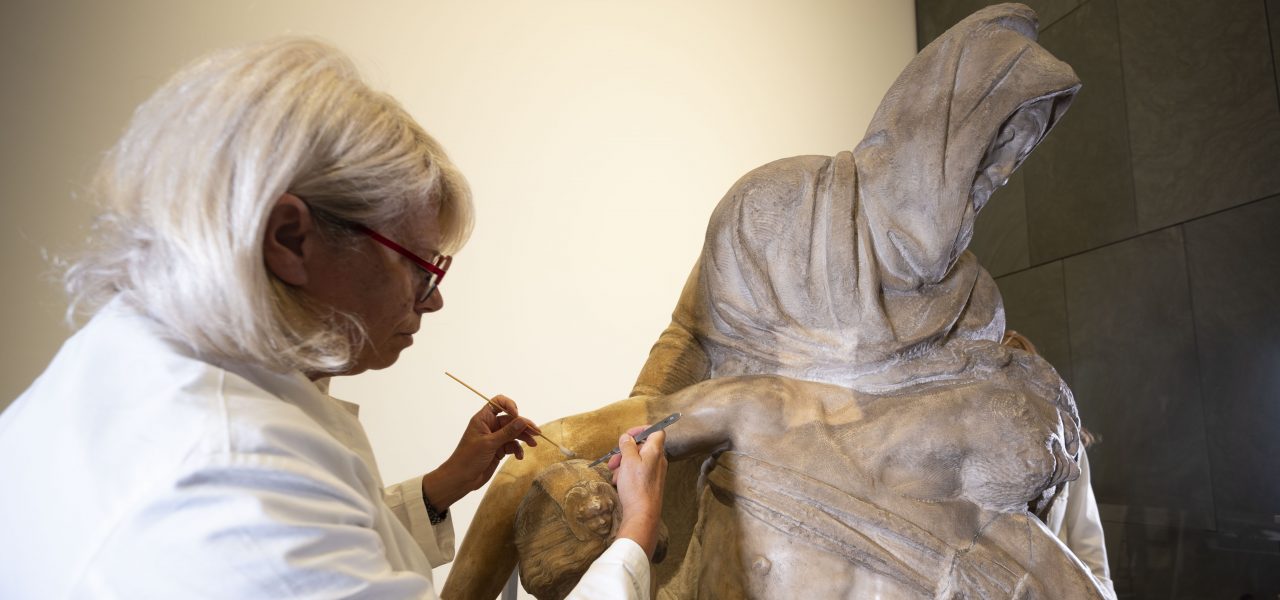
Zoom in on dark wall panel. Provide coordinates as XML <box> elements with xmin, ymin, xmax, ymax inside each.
<box><xmin>1062</xmin><ymin>227</ymin><xmax>1214</xmax><ymax>529</ymax></box>
<box><xmin>1184</xmin><ymin>195</ymin><xmax>1280</xmax><ymax>529</ymax></box>
<box><xmin>994</xmin><ymin>259</ymin><xmax>1072</xmax><ymax>384</ymax></box>
<box><xmin>1117</xmin><ymin>0</ymin><xmax>1280</xmax><ymax>230</ymax></box>
<box><xmin>1102</xmin><ymin>520</ymin><xmax>1280</xmax><ymax>598</ymax></box>
<box><xmin>1271</xmin><ymin>0</ymin><xmax>1280</xmax><ymax>97</ymax></box>
<box><xmin>1023</xmin><ymin>0</ymin><xmax>1138</xmax><ymax>263</ymax></box>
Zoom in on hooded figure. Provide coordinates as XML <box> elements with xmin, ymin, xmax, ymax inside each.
<box><xmin>635</xmin><ymin>3</ymin><xmax>1079</xmax><ymax>397</ymax></box>
<box><xmin>444</xmin><ymin>5</ymin><xmax>1101</xmax><ymax>599</ymax></box>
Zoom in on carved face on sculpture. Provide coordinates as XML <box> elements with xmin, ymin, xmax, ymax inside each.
<box><xmin>513</xmin><ymin>460</ymin><xmax>620</xmax><ymax>599</ymax></box>
<box><xmin>674</xmin><ymin>8</ymin><xmax>1083</xmax><ymax>388</ymax></box>
<box><xmin>957</xmin><ymin>96</ymin><xmax>1058</xmax><ymax>253</ymax></box>
<box><xmin>513</xmin><ymin>460</ymin><xmax>668</xmax><ymax>599</ymax></box>
<box><xmin>565</xmin><ymin>480</ymin><xmax>618</xmax><ymax>539</ymax></box>
<box><xmin>955</xmin><ymin>387</ymin><xmax>1080</xmax><ymax>512</ymax></box>
<box><xmin>852</xmin><ymin>341</ymin><xmax>1081</xmax><ymax>513</ymax></box>
<box><xmin>854</xmin><ymin>4</ymin><xmax>1080</xmax><ymax>288</ymax></box>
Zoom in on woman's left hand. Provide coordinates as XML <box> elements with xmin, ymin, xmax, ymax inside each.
<box><xmin>422</xmin><ymin>395</ymin><xmax>540</xmax><ymax>511</ymax></box>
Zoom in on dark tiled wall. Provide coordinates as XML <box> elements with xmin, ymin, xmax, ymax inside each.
<box><xmin>1025</xmin><ymin>0</ymin><xmax>1138</xmax><ymax>263</ymax></box>
<box><xmin>917</xmin><ymin>1</ymin><xmax>1280</xmax><ymax>597</ymax></box>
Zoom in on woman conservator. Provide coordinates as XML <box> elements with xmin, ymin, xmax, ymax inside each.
<box><xmin>0</xmin><ymin>38</ymin><xmax>666</xmax><ymax>598</ymax></box>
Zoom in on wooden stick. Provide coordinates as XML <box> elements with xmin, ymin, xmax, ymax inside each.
<box><xmin>443</xmin><ymin>372</ymin><xmax>574</xmax><ymax>457</ymax></box>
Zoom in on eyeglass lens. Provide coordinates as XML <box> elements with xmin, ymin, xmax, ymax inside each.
<box><xmin>418</xmin><ymin>255</ymin><xmax>451</xmax><ymax>302</ymax></box>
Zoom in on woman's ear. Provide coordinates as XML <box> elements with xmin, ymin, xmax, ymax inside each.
<box><xmin>262</xmin><ymin>193</ymin><xmax>313</xmax><ymax>286</ymax></box>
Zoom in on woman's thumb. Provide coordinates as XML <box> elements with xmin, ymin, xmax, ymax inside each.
<box><xmin>619</xmin><ymin>432</ymin><xmax>639</xmax><ymax>460</ymax></box>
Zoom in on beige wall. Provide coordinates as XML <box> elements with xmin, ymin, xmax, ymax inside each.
<box><xmin>0</xmin><ymin>1</ymin><xmax>914</xmax><ymax>594</ymax></box>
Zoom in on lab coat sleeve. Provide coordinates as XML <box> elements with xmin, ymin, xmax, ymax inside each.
<box><xmin>1061</xmin><ymin>450</ymin><xmax>1118</xmax><ymax>600</ymax></box>
<box><xmin>94</xmin><ymin>451</ymin><xmax>439</xmax><ymax>599</ymax></box>
<box><xmin>385</xmin><ymin>475</ymin><xmax>456</xmax><ymax>567</ymax></box>
<box><xmin>563</xmin><ymin>537</ymin><xmax>651</xmax><ymax>600</ymax></box>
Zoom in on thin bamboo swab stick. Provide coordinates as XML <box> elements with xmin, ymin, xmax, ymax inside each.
<box><xmin>444</xmin><ymin>372</ymin><xmax>575</xmax><ymax>458</ymax></box>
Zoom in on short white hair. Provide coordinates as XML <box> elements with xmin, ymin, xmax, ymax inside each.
<box><xmin>65</xmin><ymin>37</ymin><xmax>473</xmax><ymax>373</ymax></box>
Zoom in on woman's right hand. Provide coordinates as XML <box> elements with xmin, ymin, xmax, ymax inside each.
<box><xmin>608</xmin><ymin>425</ymin><xmax>668</xmax><ymax>559</ymax></box>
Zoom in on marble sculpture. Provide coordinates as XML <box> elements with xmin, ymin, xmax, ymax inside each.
<box><xmin>442</xmin><ymin>4</ymin><xmax>1106</xmax><ymax>598</ymax></box>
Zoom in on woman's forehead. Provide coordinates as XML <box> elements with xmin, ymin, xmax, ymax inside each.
<box><xmin>392</xmin><ymin>204</ymin><xmax>444</xmax><ymax>254</ymax></box>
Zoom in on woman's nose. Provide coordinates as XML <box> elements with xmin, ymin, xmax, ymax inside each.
<box><xmin>417</xmin><ymin>287</ymin><xmax>444</xmax><ymax>314</ymax></box>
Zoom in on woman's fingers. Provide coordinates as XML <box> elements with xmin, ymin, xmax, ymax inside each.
<box><xmin>518</xmin><ymin>431</ymin><xmax>538</xmax><ymax>447</ymax></box>
<box><xmin>640</xmin><ymin>430</ymin><xmax>666</xmax><ymax>460</ymax></box>
<box><xmin>490</xmin><ymin>394</ymin><xmax>519</xmax><ymax>418</ymax></box>
<box><xmin>612</xmin><ymin>425</ymin><xmax>669</xmax><ymax>559</ymax></box>
<box><xmin>608</xmin><ymin>424</ymin><xmax>649</xmax><ymax>471</ymax></box>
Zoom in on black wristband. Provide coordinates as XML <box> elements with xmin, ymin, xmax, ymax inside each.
<box><xmin>425</xmin><ymin>497</ymin><xmax>449</xmax><ymax>525</ymax></box>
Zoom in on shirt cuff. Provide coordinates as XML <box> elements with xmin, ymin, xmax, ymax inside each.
<box><xmin>565</xmin><ymin>537</ymin><xmax>651</xmax><ymax>599</ymax></box>
<box><xmin>387</xmin><ymin>475</ymin><xmax>455</xmax><ymax>567</ymax></box>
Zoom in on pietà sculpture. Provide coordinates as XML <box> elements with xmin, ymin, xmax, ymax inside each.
<box><xmin>443</xmin><ymin>4</ymin><xmax>1105</xmax><ymax>598</ymax></box>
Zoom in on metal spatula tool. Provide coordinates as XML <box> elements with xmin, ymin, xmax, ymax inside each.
<box><xmin>588</xmin><ymin>412</ymin><xmax>681</xmax><ymax>467</ymax></box>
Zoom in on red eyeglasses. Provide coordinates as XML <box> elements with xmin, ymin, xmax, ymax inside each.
<box><xmin>299</xmin><ymin>198</ymin><xmax>452</xmax><ymax>303</ymax></box>
<box><xmin>351</xmin><ymin>224</ymin><xmax>452</xmax><ymax>304</ymax></box>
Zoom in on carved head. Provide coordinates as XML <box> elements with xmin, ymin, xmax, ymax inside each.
<box><xmin>669</xmin><ymin>6</ymin><xmax>1084</xmax><ymax>388</ymax></box>
<box><xmin>513</xmin><ymin>460</ymin><xmax>622</xmax><ymax>599</ymax></box>
<box><xmin>855</xmin><ymin>3</ymin><xmax>1081</xmax><ymax>288</ymax></box>
<box><xmin>866</xmin><ymin>341</ymin><xmax>1082</xmax><ymax>513</ymax></box>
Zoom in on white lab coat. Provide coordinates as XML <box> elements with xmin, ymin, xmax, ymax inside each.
<box><xmin>1044</xmin><ymin>448</ymin><xmax>1118</xmax><ymax>600</ymax></box>
<box><xmin>0</xmin><ymin>299</ymin><xmax>648</xmax><ymax>599</ymax></box>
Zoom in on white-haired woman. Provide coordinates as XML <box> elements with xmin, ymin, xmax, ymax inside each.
<box><xmin>0</xmin><ymin>38</ymin><xmax>666</xmax><ymax>599</ymax></box>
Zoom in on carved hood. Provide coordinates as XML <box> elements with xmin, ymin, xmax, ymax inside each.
<box><xmin>636</xmin><ymin>3</ymin><xmax>1082</xmax><ymax>394</ymax></box>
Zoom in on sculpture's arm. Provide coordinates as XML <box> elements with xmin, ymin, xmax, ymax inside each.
<box><xmin>442</xmin><ymin>375</ymin><xmax>825</xmax><ymax>599</ymax></box>
<box><xmin>648</xmin><ymin>375</ymin><xmax>834</xmax><ymax>461</ymax></box>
